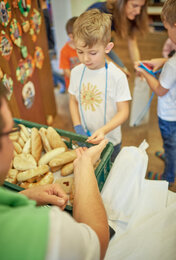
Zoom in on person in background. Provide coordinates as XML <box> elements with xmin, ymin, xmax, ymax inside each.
<box><xmin>87</xmin><ymin>0</ymin><xmax>148</xmax><ymax>77</ymax></box>
<box><xmin>135</xmin><ymin>0</ymin><xmax>176</xmax><ymax>191</ymax></box>
<box><xmin>162</xmin><ymin>38</ymin><xmax>176</xmax><ymax>58</ymax></box>
<box><xmin>69</xmin><ymin>9</ymin><xmax>131</xmax><ymax>162</ymax></box>
<box><xmin>0</xmin><ymin>82</ymin><xmax>109</xmax><ymax>259</ymax></box>
<box><xmin>59</xmin><ymin>17</ymin><xmax>80</xmax><ymax>91</ymax></box>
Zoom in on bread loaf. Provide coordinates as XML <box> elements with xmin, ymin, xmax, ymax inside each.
<box><xmin>61</xmin><ymin>162</ymin><xmax>74</xmax><ymax>176</ymax></box>
<box><xmin>22</xmin><ymin>138</ymin><xmax>31</xmax><ymax>154</ymax></box>
<box><xmin>13</xmin><ymin>141</ymin><xmax>22</xmax><ymax>154</ymax></box>
<box><xmin>31</xmin><ymin>127</ymin><xmax>42</xmax><ymax>162</ymax></box>
<box><xmin>39</xmin><ymin>127</ymin><xmax>52</xmax><ymax>152</ymax></box>
<box><xmin>47</xmin><ymin>127</ymin><xmax>67</xmax><ymax>150</ymax></box>
<box><xmin>38</xmin><ymin>147</ymin><xmax>65</xmax><ymax>166</ymax></box>
<box><xmin>49</xmin><ymin>150</ymin><xmax>77</xmax><ymax>168</ymax></box>
<box><xmin>20</xmin><ymin>172</ymin><xmax>54</xmax><ymax>188</ymax></box>
<box><xmin>5</xmin><ymin>169</ymin><xmax>18</xmax><ymax>184</ymax></box>
<box><xmin>55</xmin><ymin>176</ymin><xmax>74</xmax><ymax>194</ymax></box>
<box><xmin>17</xmin><ymin>165</ymin><xmax>49</xmax><ymax>182</ymax></box>
<box><xmin>13</xmin><ymin>153</ymin><xmax>37</xmax><ymax>171</ymax></box>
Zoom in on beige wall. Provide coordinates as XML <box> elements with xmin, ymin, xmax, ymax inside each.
<box><xmin>71</xmin><ymin>0</ymin><xmax>102</xmax><ymax>16</ymax></box>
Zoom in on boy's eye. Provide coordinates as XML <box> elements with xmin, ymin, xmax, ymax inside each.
<box><xmin>90</xmin><ymin>52</ymin><xmax>97</xmax><ymax>55</ymax></box>
<box><xmin>77</xmin><ymin>51</ymin><xmax>83</xmax><ymax>54</ymax></box>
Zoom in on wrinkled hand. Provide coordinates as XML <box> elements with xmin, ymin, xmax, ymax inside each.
<box><xmin>20</xmin><ymin>184</ymin><xmax>68</xmax><ymax>210</ymax></box>
<box><xmin>86</xmin><ymin>129</ymin><xmax>105</xmax><ymax>145</ymax></box>
<box><xmin>74</xmin><ymin>139</ymin><xmax>108</xmax><ymax>166</ymax></box>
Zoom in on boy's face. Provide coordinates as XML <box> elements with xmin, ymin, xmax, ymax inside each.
<box><xmin>164</xmin><ymin>21</ymin><xmax>176</xmax><ymax>45</ymax></box>
<box><xmin>75</xmin><ymin>40</ymin><xmax>112</xmax><ymax>70</ymax></box>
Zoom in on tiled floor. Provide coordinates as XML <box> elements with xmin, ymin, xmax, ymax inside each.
<box><xmin>52</xmin><ymin>30</ymin><xmax>175</xmax><ymax>190</ymax></box>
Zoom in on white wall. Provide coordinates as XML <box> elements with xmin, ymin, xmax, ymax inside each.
<box><xmin>71</xmin><ymin>0</ymin><xmax>97</xmax><ymax>16</ymax></box>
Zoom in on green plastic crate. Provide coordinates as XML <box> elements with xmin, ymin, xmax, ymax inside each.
<box><xmin>3</xmin><ymin>118</ymin><xmax>113</xmax><ymax>211</ymax></box>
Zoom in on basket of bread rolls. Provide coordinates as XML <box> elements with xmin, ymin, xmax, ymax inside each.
<box><xmin>4</xmin><ymin>118</ymin><xmax>113</xmax><ymax>211</ymax></box>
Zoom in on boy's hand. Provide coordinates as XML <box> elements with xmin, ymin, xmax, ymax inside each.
<box><xmin>74</xmin><ymin>124</ymin><xmax>88</xmax><ymax>136</ymax></box>
<box><xmin>86</xmin><ymin>129</ymin><xmax>105</xmax><ymax>144</ymax></box>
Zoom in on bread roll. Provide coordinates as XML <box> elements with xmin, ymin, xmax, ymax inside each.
<box><xmin>61</xmin><ymin>162</ymin><xmax>74</xmax><ymax>176</ymax></box>
<box><xmin>19</xmin><ymin>124</ymin><xmax>30</xmax><ymax>138</ymax></box>
<box><xmin>38</xmin><ymin>147</ymin><xmax>65</xmax><ymax>166</ymax></box>
<box><xmin>9</xmin><ymin>131</ymin><xmax>19</xmax><ymax>141</ymax></box>
<box><xmin>39</xmin><ymin>127</ymin><xmax>52</xmax><ymax>152</ymax></box>
<box><xmin>55</xmin><ymin>176</ymin><xmax>74</xmax><ymax>194</ymax></box>
<box><xmin>20</xmin><ymin>172</ymin><xmax>54</xmax><ymax>188</ymax></box>
<box><xmin>47</xmin><ymin>126</ymin><xmax>67</xmax><ymax>150</ymax></box>
<box><xmin>13</xmin><ymin>153</ymin><xmax>37</xmax><ymax>171</ymax></box>
<box><xmin>22</xmin><ymin>138</ymin><xmax>31</xmax><ymax>154</ymax></box>
<box><xmin>49</xmin><ymin>150</ymin><xmax>77</xmax><ymax>168</ymax></box>
<box><xmin>13</xmin><ymin>141</ymin><xmax>22</xmax><ymax>154</ymax></box>
<box><xmin>18</xmin><ymin>136</ymin><xmax>25</xmax><ymax>148</ymax></box>
<box><xmin>31</xmin><ymin>128</ymin><xmax>42</xmax><ymax>162</ymax></box>
<box><xmin>17</xmin><ymin>165</ymin><xmax>49</xmax><ymax>182</ymax></box>
<box><xmin>5</xmin><ymin>169</ymin><xmax>18</xmax><ymax>184</ymax></box>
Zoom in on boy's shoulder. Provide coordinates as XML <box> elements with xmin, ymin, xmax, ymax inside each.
<box><xmin>71</xmin><ymin>63</ymin><xmax>84</xmax><ymax>73</ymax></box>
<box><xmin>108</xmin><ymin>62</ymin><xmax>126</xmax><ymax>77</ymax></box>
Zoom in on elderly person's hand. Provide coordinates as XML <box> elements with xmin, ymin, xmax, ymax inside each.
<box><xmin>20</xmin><ymin>183</ymin><xmax>68</xmax><ymax>210</ymax></box>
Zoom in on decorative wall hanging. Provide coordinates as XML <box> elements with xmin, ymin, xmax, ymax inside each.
<box><xmin>10</xmin><ymin>18</ymin><xmax>22</xmax><ymax>47</ymax></box>
<box><xmin>16</xmin><ymin>59</ymin><xmax>28</xmax><ymax>84</ymax></box>
<box><xmin>12</xmin><ymin>0</ymin><xmax>18</xmax><ymax>8</ymax></box>
<box><xmin>34</xmin><ymin>46</ymin><xmax>44</xmax><ymax>69</ymax></box>
<box><xmin>26</xmin><ymin>54</ymin><xmax>35</xmax><ymax>77</ymax></box>
<box><xmin>2</xmin><ymin>73</ymin><xmax>13</xmax><ymax>100</ymax></box>
<box><xmin>21</xmin><ymin>45</ymin><xmax>28</xmax><ymax>58</ymax></box>
<box><xmin>0</xmin><ymin>67</ymin><xmax>3</xmax><ymax>79</ymax></box>
<box><xmin>21</xmin><ymin>19</ymin><xmax>30</xmax><ymax>33</ymax></box>
<box><xmin>18</xmin><ymin>0</ymin><xmax>31</xmax><ymax>17</ymax></box>
<box><xmin>0</xmin><ymin>30</ymin><xmax>13</xmax><ymax>60</ymax></box>
<box><xmin>0</xmin><ymin>0</ymin><xmax>11</xmax><ymax>27</ymax></box>
<box><xmin>30</xmin><ymin>8</ymin><xmax>41</xmax><ymax>42</ymax></box>
<box><xmin>22</xmin><ymin>81</ymin><xmax>35</xmax><ymax>109</ymax></box>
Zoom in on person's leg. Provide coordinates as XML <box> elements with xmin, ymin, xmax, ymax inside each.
<box><xmin>159</xmin><ymin>117</ymin><xmax>176</xmax><ymax>184</ymax></box>
<box><xmin>111</xmin><ymin>143</ymin><xmax>121</xmax><ymax>163</ymax></box>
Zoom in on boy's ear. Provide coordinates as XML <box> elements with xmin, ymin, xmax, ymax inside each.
<box><xmin>105</xmin><ymin>42</ymin><xmax>114</xmax><ymax>54</ymax></box>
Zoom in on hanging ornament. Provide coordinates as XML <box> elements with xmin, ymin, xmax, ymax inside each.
<box><xmin>12</xmin><ymin>0</ymin><xmax>18</xmax><ymax>8</ymax></box>
<box><xmin>10</xmin><ymin>18</ymin><xmax>22</xmax><ymax>47</ymax></box>
<box><xmin>30</xmin><ymin>8</ymin><xmax>41</xmax><ymax>42</ymax></box>
<box><xmin>21</xmin><ymin>45</ymin><xmax>28</xmax><ymax>58</ymax></box>
<box><xmin>34</xmin><ymin>46</ymin><xmax>44</xmax><ymax>69</ymax></box>
<box><xmin>22</xmin><ymin>81</ymin><xmax>35</xmax><ymax>109</ymax></box>
<box><xmin>2</xmin><ymin>74</ymin><xmax>13</xmax><ymax>100</ymax></box>
<box><xmin>16</xmin><ymin>59</ymin><xmax>28</xmax><ymax>84</ymax></box>
<box><xmin>0</xmin><ymin>30</ymin><xmax>13</xmax><ymax>60</ymax></box>
<box><xmin>0</xmin><ymin>67</ymin><xmax>4</xmax><ymax>79</ymax></box>
<box><xmin>21</xmin><ymin>20</ymin><xmax>30</xmax><ymax>33</ymax></box>
<box><xmin>0</xmin><ymin>0</ymin><xmax>11</xmax><ymax>27</ymax></box>
<box><xmin>18</xmin><ymin>0</ymin><xmax>31</xmax><ymax>17</ymax></box>
<box><xmin>26</xmin><ymin>54</ymin><xmax>35</xmax><ymax>77</ymax></box>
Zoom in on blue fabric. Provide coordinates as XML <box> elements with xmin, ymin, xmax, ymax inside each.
<box><xmin>108</xmin><ymin>50</ymin><xmax>125</xmax><ymax>68</ymax></box>
<box><xmin>74</xmin><ymin>125</ymin><xmax>88</xmax><ymax>136</ymax></box>
<box><xmin>111</xmin><ymin>142</ymin><xmax>121</xmax><ymax>162</ymax></box>
<box><xmin>158</xmin><ymin>117</ymin><xmax>176</xmax><ymax>183</ymax></box>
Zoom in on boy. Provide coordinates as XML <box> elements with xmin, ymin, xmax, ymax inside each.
<box><xmin>68</xmin><ymin>9</ymin><xmax>131</xmax><ymax>162</ymax></box>
<box><xmin>135</xmin><ymin>0</ymin><xmax>176</xmax><ymax>188</ymax></box>
<box><xmin>59</xmin><ymin>17</ymin><xmax>80</xmax><ymax>90</ymax></box>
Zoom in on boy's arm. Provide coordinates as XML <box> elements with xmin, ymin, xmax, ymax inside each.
<box><xmin>63</xmin><ymin>69</ymin><xmax>71</xmax><ymax>79</ymax></box>
<box><xmin>87</xmin><ymin>101</ymin><xmax>129</xmax><ymax>144</ymax></box>
<box><xmin>135</xmin><ymin>65</ymin><xmax>169</xmax><ymax>96</ymax></box>
<box><xmin>69</xmin><ymin>94</ymin><xmax>81</xmax><ymax>126</ymax></box>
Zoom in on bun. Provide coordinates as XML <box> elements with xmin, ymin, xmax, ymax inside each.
<box><xmin>20</xmin><ymin>172</ymin><xmax>54</xmax><ymax>188</ymax></box>
<box><xmin>19</xmin><ymin>124</ymin><xmax>30</xmax><ymax>138</ymax></box>
<box><xmin>47</xmin><ymin>127</ymin><xmax>67</xmax><ymax>150</ymax></box>
<box><xmin>13</xmin><ymin>153</ymin><xmax>37</xmax><ymax>171</ymax></box>
<box><xmin>13</xmin><ymin>141</ymin><xmax>22</xmax><ymax>154</ymax></box>
<box><xmin>55</xmin><ymin>176</ymin><xmax>74</xmax><ymax>194</ymax></box>
<box><xmin>22</xmin><ymin>138</ymin><xmax>31</xmax><ymax>154</ymax></box>
<box><xmin>49</xmin><ymin>150</ymin><xmax>77</xmax><ymax>168</ymax></box>
<box><xmin>5</xmin><ymin>169</ymin><xmax>18</xmax><ymax>184</ymax></box>
<box><xmin>31</xmin><ymin>128</ymin><xmax>42</xmax><ymax>162</ymax></box>
<box><xmin>61</xmin><ymin>162</ymin><xmax>74</xmax><ymax>176</ymax></box>
<box><xmin>39</xmin><ymin>127</ymin><xmax>52</xmax><ymax>152</ymax></box>
<box><xmin>17</xmin><ymin>165</ymin><xmax>49</xmax><ymax>182</ymax></box>
<box><xmin>38</xmin><ymin>147</ymin><xmax>65</xmax><ymax>166</ymax></box>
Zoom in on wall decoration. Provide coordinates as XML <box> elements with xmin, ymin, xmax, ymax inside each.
<box><xmin>0</xmin><ymin>67</ymin><xmax>3</xmax><ymax>79</ymax></box>
<box><xmin>30</xmin><ymin>8</ymin><xmax>41</xmax><ymax>42</ymax></box>
<box><xmin>18</xmin><ymin>0</ymin><xmax>31</xmax><ymax>17</ymax></box>
<box><xmin>0</xmin><ymin>0</ymin><xmax>11</xmax><ymax>27</ymax></box>
<box><xmin>16</xmin><ymin>59</ymin><xmax>28</xmax><ymax>84</ymax></box>
<box><xmin>12</xmin><ymin>0</ymin><xmax>18</xmax><ymax>8</ymax></box>
<box><xmin>0</xmin><ymin>30</ymin><xmax>13</xmax><ymax>60</ymax></box>
<box><xmin>10</xmin><ymin>18</ymin><xmax>22</xmax><ymax>47</ymax></box>
<box><xmin>2</xmin><ymin>73</ymin><xmax>13</xmax><ymax>100</ymax></box>
<box><xmin>26</xmin><ymin>54</ymin><xmax>35</xmax><ymax>77</ymax></box>
<box><xmin>22</xmin><ymin>81</ymin><xmax>35</xmax><ymax>109</ymax></box>
<box><xmin>21</xmin><ymin>45</ymin><xmax>27</xmax><ymax>58</ymax></box>
<box><xmin>21</xmin><ymin>19</ymin><xmax>30</xmax><ymax>33</ymax></box>
<box><xmin>34</xmin><ymin>46</ymin><xmax>44</xmax><ymax>69</ymax></box>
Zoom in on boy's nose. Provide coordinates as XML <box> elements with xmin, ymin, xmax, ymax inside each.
<box><xmin>83</xmin><ymin>54</ymin><xmax>90</xmax><ymax>63</ymax></box>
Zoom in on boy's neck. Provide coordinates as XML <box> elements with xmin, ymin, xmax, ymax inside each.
<box><xmin>68</xmin><ymin>39</ymin><xmax>75</xmax><ymax>49</ymax></box>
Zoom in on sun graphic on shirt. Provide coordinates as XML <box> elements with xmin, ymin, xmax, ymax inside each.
<box><xmin>81</xmin><ymin>82</ymin><xmax>103</xmax><ymax>111</ymax></box>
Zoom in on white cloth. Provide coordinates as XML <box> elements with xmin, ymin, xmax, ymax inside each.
<box><xmin>158</xmin><ymin>53</ymin><xmax>176</xmax><ymax>121</ymax></box>
<box><xmin>46</xmin><ymin>207</ymin><xmax>100</xmax><ymax>260</ymax></box>
<box><xmin>69</xmin><ymin>62</ymin><xmax>131</xmax><ymax>145</ymax></box>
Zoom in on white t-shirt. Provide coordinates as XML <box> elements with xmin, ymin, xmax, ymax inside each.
<box><xmin>69</xmin><ymin>62</ymin><xmax>131</xmax><ymax>145</ymax></box>
<box><xmin>158</xmin><ymin>53</ymin><xmax>176</xmax><ymax>121</ymax></box>
<box><xmin>46</xmin><ymin>206</ymin><xmax>100</xmax><ymax>260</ymax></box>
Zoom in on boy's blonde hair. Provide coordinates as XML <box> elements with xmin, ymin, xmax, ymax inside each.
<box><xmin>73</xmin><ymin>9</ymin><xmax>112</xmax><ymax>47</ymax></box>
<box><xmin>161</xmin><ymin>0</ymin><xmax>176</xmax><ymax>26</ymax></box>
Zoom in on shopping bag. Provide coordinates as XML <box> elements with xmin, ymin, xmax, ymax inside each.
<box><xmin>101</xmin><ymin>140</ymin><xmax>149</xmax><ymax>222</ymax></box>
<box><xmin>129</xmin><ymin>77</ymin><xmax>151</xmax><ymax>127</ymax></box>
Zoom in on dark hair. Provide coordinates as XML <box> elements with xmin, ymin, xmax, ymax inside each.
<box><xmin>107</xmin><ymin>0</ymin><xmax>148</xmax><ymax>39</ymax></box>
<box><xmin>66</xmin><ymin>16</ymin><xmax>78</xmax><ymax>35</ymax></box>
<box><xmin>0</xmin><ymin>81</ymin><xmax>9</xmax><ymax>140</ymax></box>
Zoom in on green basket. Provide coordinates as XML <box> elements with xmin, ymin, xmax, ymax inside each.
<box><xmin>3</xmin><ymin>118</ymin><xmax>113</xmax><ymax>211</ymax></box>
